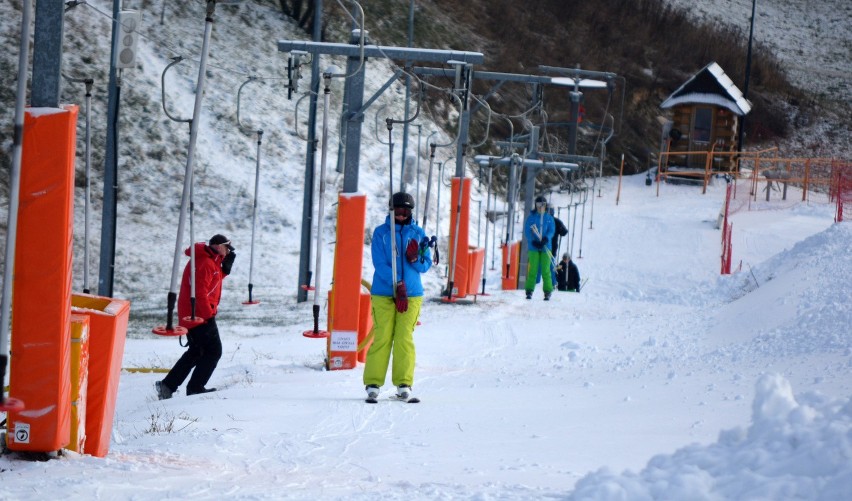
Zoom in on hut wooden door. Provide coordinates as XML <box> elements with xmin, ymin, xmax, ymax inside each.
<box><xmin>688</xmin><ymin>106</ymin><xmax>713</xmax><ymax>168</ymax></box>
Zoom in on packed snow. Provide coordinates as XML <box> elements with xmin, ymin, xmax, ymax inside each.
<box><xmin>2</xmin><ymin>0</ymin><xmax>851</xmax><ymax>499</ymax></box>
<box><xmin>3</xmin><ymin>173</ymin><xmax>850</xmax><ymax>499</ymax></box>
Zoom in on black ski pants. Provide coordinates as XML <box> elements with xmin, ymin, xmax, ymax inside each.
<box><xmin>162</xmin><ymin>317</ymin><xmax>222</xmax><ymax>394</ymax></box>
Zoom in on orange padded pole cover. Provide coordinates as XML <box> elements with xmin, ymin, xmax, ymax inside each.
<box><xmin>357</xmin><ymin>291</ymin><xmax>373</xmax><ymax>363</ymax></box>
<box><xmin>501</xmin><ymin>241</ymin><xmax>521</xmax><ymax>290</ymax></box>
<box><xmin>69</xmin><ymin>314</ymin><xmax>90</xmax><ymax>453</ymax></box>
<box><xmin>7</xmin><ymin>106</ymin><xmax>78</xmax><ymax>453</ymax></box>
<box><xmin>71</xmin><ymin>293</ymin><xmax>131</xmax><ymax>458</ymax></box>
<box><xmin>327</xmin><ymin>193</ymin><xmax>367</xmax><ymax>370</ymax></box>
<box><xmin>467</xmin><ymin>248</ymin><xmax>485</xmax><ymax>294</ymax></box>
<box><xmin>447</xmin><ymin>177</ymin><xmax>471</xmax><ymax>298</ymax></box>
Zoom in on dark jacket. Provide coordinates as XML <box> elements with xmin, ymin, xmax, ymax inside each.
<box><xmin>552</xmin><ymin>217</ymin><xmax>568</xmax><ymax>256</ymax></box>
<box><xmin>556</xmin><ymin>258</ymin><xmax>581</xmax><ymax>292</ymax></box>
<box><xmin>177</xmin><ymin>242</ymin><xmax>225</xmax><ymax>327</ymax></box>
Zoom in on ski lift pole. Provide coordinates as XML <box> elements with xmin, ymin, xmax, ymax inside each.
<box><xmin>153</xmin><ymin>1</ymin><xmax>217</xmax><ymax>336</ymax></box>
<box><xmin>385</xmin><ymin>119</ymin><xmax>400</xmax><ymax>294</ymax></box>
<box><xmin>422</xmin><ymin>142</ymin><xmax>436</xmax><ymax>230</ymax></box>
<box><xmin>63</xmin><ymin>73</ymin><xmax>95</xmax><ymax>292</ymax></box>
<box><xmin>236</xmin><ymin>76</ymin><xmax>263</xmax><ymax>305</ymax></box>
<box><xmin>83</xmin><ymin>78</ymin><xmax>93</xmax><ymax>293</ymax></box>
<box><xmin>245</xmin><ymin>128</ymin><xmax>263</xmax><ymax>305</ymax></box>
<box><xmin>303</xmin><ymin>71</ymin><xmax>335</xmax><ymax>338</ymax></box>
<box><xmin>481</xmin><ymin>159</ymin><xmax>494</xmax><ymax>293</ymax></box>
<box><xmin>0</xmin><ymin>0</ymin><xmax>32</xmax><ymax>413</ymax></box>
<box><xmin>185</xmin><ymin>182</ymin><xmax>203</xmax><ymax>331</ymax></box>
<box><xmin>578</xmin><ymin>187</ymin><xmax>588</xmax><ymax>258</ymax></box>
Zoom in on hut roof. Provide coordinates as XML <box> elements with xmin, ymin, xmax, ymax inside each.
<box><xmin>660</xmin><ymin>62</ymin><xmax>752</xmax><ymax>116</ymax></box>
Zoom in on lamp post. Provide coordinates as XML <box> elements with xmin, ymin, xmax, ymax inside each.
<box><xmin>737</xmin><ymin>0</ymin><xmax>756</xmax><ymax>154</ymax></box>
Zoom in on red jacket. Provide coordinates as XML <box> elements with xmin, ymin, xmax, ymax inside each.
<box><xmin>177</xmin><ymin>242</ymin><xmax>224</xmax><ymax>327</ymax></box>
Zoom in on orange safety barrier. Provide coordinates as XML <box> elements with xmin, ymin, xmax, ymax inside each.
<box><xmin>357</xmin><ymin>292</ymin><xmax>373</xmax><ymax>363</ymax></box>
<box><xmin>326</xmin><ymin>193</ymin><xmax>367</xmax><ymax>370</ymax></box>
<box><xmin>467</xmin><ymin>247</ymin><xmax>485</xmax><ymax>295</ymax></box>
<box><xmin>447</xmin><ymin>177</ymin><xmax>472</xmax><ymax>298</ymax></box>
<box><xmin>69</xmin><ymin>315</ymin><xmax>90</xmax><ymax>453</ymax></box>
<box><xmin>7</xmin><ymin>106</ymin><xmax>78</xmax><ymax>453</ymax></box>
<box><xmin>71</xmin><ymin>293</ymin><xmax>131</xmax><ymax>458</ymax></box>
<box><xmin>501</xmin><ymin>241</ymin><xmax>521</xmax><ymax>290</ymax></box>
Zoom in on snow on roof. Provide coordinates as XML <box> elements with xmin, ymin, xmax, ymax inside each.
<box><xmin>660</xmin><ymin>62</ymin><xmax>752</xmax><ymax>115</ymax></box>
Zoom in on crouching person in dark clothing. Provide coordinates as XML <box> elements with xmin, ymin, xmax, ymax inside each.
<box><xmin>156</xmin><ymin>234</ymin><xmax>236</xmax><ymax>399</ymax></box>
<box><xmin>556</xmin><ymin>253</ymin><xmax>581</xmax><ymax>292</ymax></box>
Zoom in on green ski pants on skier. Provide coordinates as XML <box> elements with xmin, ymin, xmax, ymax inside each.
<box><xmin>524</xmin><ymin>250</ymin><xmax>554</xmax><ymax>293</ymax></box>
<box><xmin>363</xmin><ymin>295</ymin><xmax>422</xmax><ymax>388</ymax></box>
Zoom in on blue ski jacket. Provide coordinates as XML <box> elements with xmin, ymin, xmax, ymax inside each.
<box><xmin>370</xmin><ymin>215</ymin><xmax>432</xmax><ymax>297</ymax></box>
<box><xmin>524</xmin><ymin>210</ymin><xmax>556</xmax><ymax>252</ymax></box>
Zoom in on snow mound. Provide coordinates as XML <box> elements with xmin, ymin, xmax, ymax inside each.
<box><xmin>569</xmin><ymin>374</ymin><xmax>852</xmax><ymax>500</ymax></box>
<box><xmin>708</xmin><ymin>223</ymin><xmax>852</xmax><ymax>356</ymax></box>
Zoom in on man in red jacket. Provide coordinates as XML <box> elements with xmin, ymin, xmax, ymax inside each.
<box><xmin>156</xmin><ymin>234</ymin><xmax>236</xmax><ymax>399</ymax></box>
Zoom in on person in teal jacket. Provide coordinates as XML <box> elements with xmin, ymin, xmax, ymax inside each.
<box><xmin>363</xmin><ymin>192</ymin><xmax>432</xmax><ymax>401</ymax></box>
<box><xmin>524</xmin><ymin>195</ymin><xmax>556</xmax><ymax>300</ymax></box>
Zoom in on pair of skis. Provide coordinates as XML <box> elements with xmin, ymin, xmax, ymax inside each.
<box><xmin>366</xmin><ymin>394</ymin><xmax>420</xmax><ymax>404</ymax></box>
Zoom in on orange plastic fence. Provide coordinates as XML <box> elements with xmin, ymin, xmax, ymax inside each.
<box><xmin>6</xmin><ymin>106</ymin><xmax>78</xmax><ymax>453</ymax></box>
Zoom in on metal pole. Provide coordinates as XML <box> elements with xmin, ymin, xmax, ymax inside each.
<box><xmin>415</xmin><ymin>124</ymin><xmax>422</xmax><ymax>220</ymax></box>
<box><xmin>738</xmin><ymin>0</ymin><xmax>756</xmax><ymax>154</ymax></box>
<box><xmin>306</xmin><ymin>73</ymin><xmax>333</xmax><ymax>336</ymax></box>
<box><xmin>386</xmin><ymin>121</ymin><xmax>399</xmax><ymax>295</ymax></box>
<box><xmin>236</xmin><ymin>76</ymin><xmax>263</xmax><ymax>304</ymax></box>
<box><xmin>297</xmin><ymin>0</ymin><xmax>322</xmax><ymax>302</ymax></box>
<box><xmin>423</xmin><ymin>143</ymin><xmax>436</xmax><ymax>230</ymax></box>
<box><xmin>246</xmin><ymin>130</ymin><xmax>262</xmax><ymax>303</ymax></box>
<box><xmin>162</xmin><ymin>1</ymin><xmax>217</xmax><ymax>332</ymax></box>
<box><xmin>436</xmin><ymin>161</ymin><xmax>444</xmax><ymax>245</ymax></box>
<box><xmin>83</xmin><ymin>80</ymin><xmax>93</xmax><ymax>292</ymax></box>
<box><xmin>64</xmin><ymin>72</ymin><xmax>95</xmax><ymax>292</ymax></box>
<box><xmin>98</xmin><ymin>0</ymin><xmax>121</xmax><ymax>297</ymax></box>
<box><xmin>491</xmin><ymin>188</ymin><xmax>498</xmax><ymax>270</ymax></box>
<box><xmin>400</xmin><ymin>0</ymin><xmax>415</xmax><ymax>187</ymax></box>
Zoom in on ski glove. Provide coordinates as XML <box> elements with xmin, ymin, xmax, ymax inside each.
<box><xmin>221</xmin><ymin>251</ymin><xmax>236</xmax><ymax>276</ymax></box>
<box><xmin>405</xmin><ymin>238</ymin><xmax>420</xmax><ymax>263</ymax></box>
<box><xmin>532</xmin><ymin>238</ymin><xmax>543</xmax><ymax>249</ymax></box>
<box><xmin>395</xmin><ymin>281</ymin><xmax>408</xmax><ymax>313</ymax></box>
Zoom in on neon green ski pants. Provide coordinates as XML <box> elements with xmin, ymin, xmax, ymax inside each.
<box><xmin>524</xmin><ymin>250</ymin><xmax>554</xmax><ymax>293</ymax></box>
<box><xmin>362</xmin><ymin>295</ymin><xmax>422</xmax><ymax>388</ymax></box>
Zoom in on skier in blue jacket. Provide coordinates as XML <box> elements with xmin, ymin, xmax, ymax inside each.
<box><xmin>363</xmin><ymin>192</ymin><xmax>432</xmax><ymax>401</ymax></box>
<box><xmin>524</xmin><ymin>195</ymin><xmax>556</xmax><ymax>300</ymax></box>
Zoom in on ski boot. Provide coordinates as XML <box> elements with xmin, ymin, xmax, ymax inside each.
<box><xmin>544</xmin><ymin>291</ymin><xmax>552</xmax><ymax>301</ymax></box>
<box><xmin>155</xmin><ymin>381</ymin><xmax>174</xmax><ymax>400</ymax></box>
<box><xmin>525</xmin><ymin>290</ymin><xmax>533</xmax><ymax>300</ymax></box>
<box><xmin>365</xmin><ymin>385</ymin><xmax>380</xmax><ymax>402</ymax></box>
<box><xmin>396</xmin><ymin>385</ymin><xmax>411</xmax><ymax>400</ymax></box>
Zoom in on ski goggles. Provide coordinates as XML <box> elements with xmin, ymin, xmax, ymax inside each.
<box><xmin>394</xmin><ymin>207</ymin><xmax>411</xmax><ymax>217</ymax></box>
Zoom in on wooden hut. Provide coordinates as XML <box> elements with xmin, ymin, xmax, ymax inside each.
<box><xmin>660</xmin><ymin>62</ymin><xmax>752</xmax><ymax>172</ymax></box>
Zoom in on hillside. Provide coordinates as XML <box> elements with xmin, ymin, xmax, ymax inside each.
<box><xmin>356</xmin><ymin>0</ymin><xmax>850</xmax><ymax>172</ymax></box>
<box><xmin>0</xmin><ymin>0</ymin><xmax>849</xmax><ymax>299</ymax></box>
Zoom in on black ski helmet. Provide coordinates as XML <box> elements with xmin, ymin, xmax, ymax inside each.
<box><xmin>534</xmin><ymin>195</ymin><xmax>547</xmax><ymax>206</ymax></box>
<box><xmin>390</xmin><ymin>191</ymin><xmax>415</xmax><ymax>209</ymax></box>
